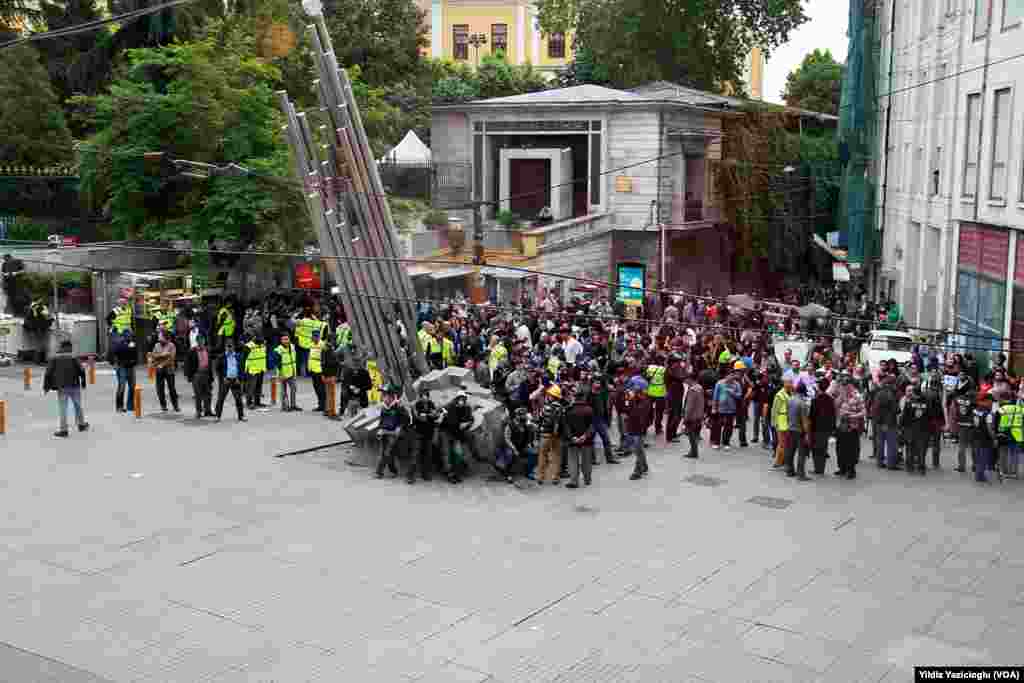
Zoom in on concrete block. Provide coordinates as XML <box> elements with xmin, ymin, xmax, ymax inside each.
<box><xmin>444</xmin><ymin>367</ymin><xmax>471</xmax><ymax>387</ymax></box>
<box><xmin>413</xmin><ymin>370</ymin><xmax>451</xmax><ymax>394</ymax></box>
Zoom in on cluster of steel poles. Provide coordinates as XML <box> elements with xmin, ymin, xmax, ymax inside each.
<box><xmin>277</xmin><ymin>16</ymin><xmax>426</xmax><ymax>393</ymax></box>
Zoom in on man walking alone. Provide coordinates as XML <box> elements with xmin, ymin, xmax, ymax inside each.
<box><xmin>44</xmin><ymin>340</ymin><xmax>89</xmax><ymax>437</ymax></box>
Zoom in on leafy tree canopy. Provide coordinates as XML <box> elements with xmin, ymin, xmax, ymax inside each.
<box><xmin>782</xmin><ymin>48</ymin><xmax>845</xmax><ymax>116</ymax></box>
<box><xmin>73</xmin><ymin>37</ymin><xmax>307</xmax><ymax>249</ymax></box>
<box><xmin>0</xmin><ymin>43</ymin><xmax>74</xmax><ymax>165</ymax></box>
<box><xmin>322</xmin><ymin>0</ymin><xmax>427</xmax><ymax>87</ymax></box>
<box><xmin>538</xmin><ymin>0</ymin><xmax>808</xmax><ymax>93</ymax></box>
<box><xmin>432</xmin><ymin>53</ymin><xmax>548</xmax><ymax>104</ymax></box>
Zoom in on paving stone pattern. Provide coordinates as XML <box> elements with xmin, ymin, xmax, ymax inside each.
<box><xmin>0</xmin><ymin>364</ymin><xmax>1021</xmax><ymax>681</ymax></box>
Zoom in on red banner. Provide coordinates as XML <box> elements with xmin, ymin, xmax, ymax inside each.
<box><xmin>1016</xmin><ymin>238</ymin><xmax>1024</xmax><ymax>287</ymax></box>
<box><xmin>958</xmin><ymin>224</ymin><xmax>982</xmax><ymax>269</ymax></box>
<box><xmin>959</xmin><ymin>223</ymin><xmax>1008</xmax><ymax>279</ymax></box>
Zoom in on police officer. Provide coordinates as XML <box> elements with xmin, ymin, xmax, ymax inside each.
<box><xmin>644</xmin><ymin>354</ymin><xmax>667</xmax><ymax>435</ymax></box>
<box><xmin>308</xmin><ymin>328</ymin><xmax>326</xmax><ymax>412</ymax></box>
<box><xmin>899</xmin><ymin>384</ymin><xmax>930</xmax><ymax>475</ymax></box>
<box><xmin>215</xmin><ymin>298</ymin><xmax>236</xmax><ymax>351</ymax></box>
<box><xmin>376</xmin><ymin>383</ymin><xmax>409</xmax><ymax>479</ymax></box>
<box><xmin>996</xmin><ymin>390</ymin><xmax>1023</xmax><ymax>479</ymax></box>
<box><xmin>244</xmin><ymin>335</ymin><xmax>267</xmax><ymax>408</ymax></box>
<box><xmin>972</xmin><ymin>392</ymin><xmax>999</xmax><ymax>483</ymax></box>
<box><xmin>953</xmin><ymin>373</ymin><xmax>976</xmax><ymax>473</ymax></box>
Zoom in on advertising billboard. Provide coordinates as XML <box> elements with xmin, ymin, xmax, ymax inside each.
<box><xmin>617</xmin><ymin>264</ymin><xmax>645</xmax><ymax>306</ymax></box>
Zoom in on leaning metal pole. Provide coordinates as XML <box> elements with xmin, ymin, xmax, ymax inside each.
<box><xmin>276</xmin><ymin>14</ymin><xmax>426</xmax><ymax>392</ymax></box>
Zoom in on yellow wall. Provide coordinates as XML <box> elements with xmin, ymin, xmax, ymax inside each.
<box><xmin>441</xmin><ymin>5</ymin><xmax>519</xmax><ymax>64</ymax></box>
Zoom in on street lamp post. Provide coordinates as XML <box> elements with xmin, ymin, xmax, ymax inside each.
<box><xmin>468</xmin><ymin>33</ymin><xmax>487</xmax><ymax>66</ymax></box>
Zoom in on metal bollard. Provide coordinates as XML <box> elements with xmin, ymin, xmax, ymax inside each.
<box><xmin>88</xmin><ymin>360</ymin><xmax>96</xmax><ymax>385</ymax></box>
<box><xmin>271</xmin><ymin>377</ymin><xmax>278</xmax><ymax>404</ymax></box>
<box><xmin>23</xmin><ymin>367</ymin><xmax>30</xmax><ymax>390</ymax></box>
<box><xmin>0</xmin><ymin>400</ymin><xmax>6</xmax><ymax>434</ymax></box>
<box><xmin>133</xmin><ymin>386</ymin><xmax>142</xmax><ymax>418</ymax></box>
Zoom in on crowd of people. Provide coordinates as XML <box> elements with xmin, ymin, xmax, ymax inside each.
<box><xmin>90</xmin><ymin>286</ymin><xmax>1023</xmax><ymax>490</ymax></box>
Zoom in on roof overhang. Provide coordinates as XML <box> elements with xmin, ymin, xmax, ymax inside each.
<box><xmin>432</xmin><ymin>100</ymin><xmax>738</xmax><ymax>117</ymax></box>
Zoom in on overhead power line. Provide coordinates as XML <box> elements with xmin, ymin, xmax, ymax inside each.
<box><xmin>0</xmin><ymin>0</ymin><xmax>200</xmax><ymax>49</ymax></box>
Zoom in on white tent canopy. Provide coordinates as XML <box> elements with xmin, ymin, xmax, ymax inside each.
<box><xmin>378</xmin><ymin>130</ymin><xmax>431</xmax><ymax>165</ymax></box>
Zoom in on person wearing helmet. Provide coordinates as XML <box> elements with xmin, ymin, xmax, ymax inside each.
<box><xmin>710</xmin><ymin>363</ymin><xmax>743</xmax><ymax>450</ymax></box>
<box><xmin>376</xmin><ymin>383</ymin><xmax>409</xmax><ymax>479</ymax></box>
<box><xmin>624</xmin><ymin>379</ymin><xmax>653</xmax><ymax>480</ymax></box>
<box><xmin>409</xmin><ymin>385</ymin><xmax>442</xmax><ymax>483</ymax></box>
<box><xmin>440</xmin><ymin>391</ymin><xmax>475</xmax><ymax>484</ymax></box>
<box><xmin>536</xmin><ymin>384</ymin><xmax>566</xmax><ymax>485</ymax></box>
<box><xmin>732</xmin><ymin>360</ymin><xmax>753</xmax><ymax>448</ymax></box>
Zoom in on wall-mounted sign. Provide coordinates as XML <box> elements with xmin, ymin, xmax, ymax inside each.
<box><xmin>615</xmin><ymin>176</ymin><xmax>633</xmax><ymax>193</ymax></box>
<box><xmin>617</xmin><ymin>264</ymin><xmax>645</xmax><ymax>306</ymax></box>
<box><xmin>295</xmin><ymin>263</ymin><xmax>322</xmax><ymax>290</ymax></box>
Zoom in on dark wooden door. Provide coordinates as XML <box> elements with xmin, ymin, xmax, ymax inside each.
<box><xmin>509</xmin><ymin>159</ymin><xmax>550</xmax><ymax>219</ymax></box>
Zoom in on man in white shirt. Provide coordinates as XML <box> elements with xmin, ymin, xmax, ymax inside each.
<box><xmin>564</xmin><ymin>334</ymin><xmax>583</xmax><ymax>365</ymax></box>
<box><xmin>515</xmin><ymin>321</ymin><xmax>532</xmax><ymax>350</ymax></box>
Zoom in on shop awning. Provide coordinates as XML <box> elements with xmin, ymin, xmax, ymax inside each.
<box><xmin>406</xmin><ymin>265</ymin><xmax>432</xmax><ymax>278</ymax></box>
<box><xmin>430</xmin><ymin>266</ymin><xmax>475</xmax><ymax>280</ymax></box>
<box><xmin>479</xmin><ymin>266</ymin><xmax>527</xmax><ymax>280</ymax></box>
<box><xmin>832</xmin><ymin>262</ymin><xmax>851</xmax><ymax>282</ymax></box>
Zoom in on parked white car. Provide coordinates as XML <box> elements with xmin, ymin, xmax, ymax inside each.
<box><xmin>859</xmin><ymin>330</ymin><xmax>914</xmax><ymax>371</ymax></box>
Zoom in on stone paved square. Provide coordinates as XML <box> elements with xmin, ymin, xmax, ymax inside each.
<box><xmin>0</xmin><ymin>366</ymin><xmax>1021</xmax><ymax>682</ymax></box>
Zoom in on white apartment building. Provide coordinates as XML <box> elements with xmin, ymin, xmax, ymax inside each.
<box><xmin>877</xmin><ymin>0</ymin><xmax>1024</xmax><ymax>368</ymax></box>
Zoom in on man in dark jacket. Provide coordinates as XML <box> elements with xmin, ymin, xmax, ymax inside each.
<box><xmin>184</xmin><ymin>335</ymin><xmax>215</xmax><ymax>419</ymax></box>
<box><xmin>680</xmin><ymin>373</ymin><xmax>705</xmax><ymax>459</ymax></box>
<box><xmin>664</xmin><ymin>353</ymin><xmax>687</xmax><ymax>444</ymax></box>
<box><xmin>409</xmin><ymin>386</ymin><xmax>441</xmax><ymax>483</ymax></box>
<box><xmin>341</xmin><ymin>351</ymin><xmax>372</xmax><ymax>416</ymax></box>
<box><xmin>564</xmin><ymin>389</ymin><xmax>595</xmax><ymax>488</ymax></box>
<box><xmin>376</xmin><ymin>383</ymin><xmax>410</xmax><ymax>479</ymax></box>
<box><xmin>872</xmin><ymin>376</ymin><xmax>900</xmax><ymax>468</ymax></box>
<box><xmin>213</xmin><ymin>340</ymin><xmax>247</xmax><ymax>422</ymax></box>
<box><xmin>625</xmin><ymin>385</ymin><xmax>653</xmax><ymax>480</ymax></box>
<box><xmin>44</xmin><ymin>340</ymin><xmax>88</xmax><ymax>437</ymax></box>
<box><xmin>111</xmin><ymin>330</ymin><xmax>138</xmax><ymax>413</ymax></box>
<box><xmin>809</xmin><ymin>379</ymin><xmax>836</xmax><ymax>474</ymax></box>
<box><xmin>589</xmin><ymin>375</ymin><xmax>619</xmax><ymax>464</ymax></box>
<box><xmin>440</xmin><ymin>391</ymin><xmax>475</xmax><ymax>484</ymax></box>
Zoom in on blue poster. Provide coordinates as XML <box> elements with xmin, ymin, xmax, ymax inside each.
<box><xmin>617</xmin><ymin>264</ymin><xmax>645</xmax><ymax>305</ymax></box>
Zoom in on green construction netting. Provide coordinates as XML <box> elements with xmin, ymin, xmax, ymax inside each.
<box><xmin>837</xmin><ymin>0</ymin><xmax>880</xmax><ymax>265</ymax></box>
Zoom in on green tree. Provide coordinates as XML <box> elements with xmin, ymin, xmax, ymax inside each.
<box><xmin>431</xmin><ymin>54</ymin><xmax>548</xmax><ymax>104</ymax></box>
<box><xmin>0</xmin><ymin>43</ymin><xmax>74</xmax><ymax>165</ymax></box>
<box><xmin>73</xmin><ymin>39</ymin><xmax>307</xmax><ymax>249</ymax></box>
<box><xmin>537</xmin><ymin>0</ymin><xmax>808</xmax><ymax>92</ymax></box>
<box><xmin>322</xmin><ymin>0</ymin><xmax>426</xmax><ymax>87</ymax></box>
<box><xmin>782</xmin><ymin>49</ymin><xmax>845</xmax><ymax>115</ymax></box>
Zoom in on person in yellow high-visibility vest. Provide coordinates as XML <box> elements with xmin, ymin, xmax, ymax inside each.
<box><xmin>309</xmin><ymin>328</ymin><xmax>326</xmax><ymax>412</ymax></box>
<box><xmin>488</xmin><ymin>335</ymin><xmax>507</xmax><ymax>377</ymax></box>
<box><xmin>645</xmin><ymin>355</ymin><xmax>668</xmax><ymax>435</ymax></box>
<box><xmin>273</xmin><ymin>333</ymin><xmax>299</xmax><ymax>412</ymax></box>
<box><xmin>215</xmin><ymin>301</ymin><xmax>236</xmax><ymax>349</ymax></box>
<box><xmin>244</xmin><ymin>335</ymin><xmax>267</xmax><ymax>408</ymax></box>
<box><xmin>441</xmin><ymin>332</ymin><xmax>456</xmax><ymax>368</ymax></box>
<box><xmin>295</xmin><ymin>311</ymin><xmax>317</xmax><ymax>377</ymax></box>
<box><xmin>111</xmin><ymin>299</ymin><xmax>133</xmax><ymax>335</ymax></box>
<box><xmin>997</xmin><ymin>395</ymin><xmax>1024</xmax><ymax>478</ymax></box>
<box><xmin>367</xmin><ymin>358</ymin><xmax>383</xmax><ymax>404</ymax></box>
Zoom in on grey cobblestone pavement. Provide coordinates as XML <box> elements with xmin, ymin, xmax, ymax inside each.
<box><xmin>0</xmin><ymin>364</ymin><xmax>1022</xmax><ymax>682</ymax></box>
